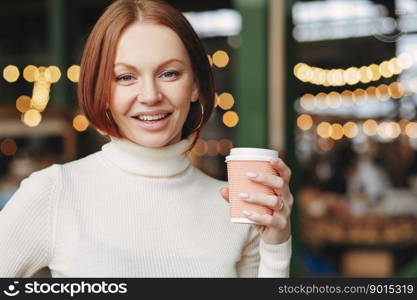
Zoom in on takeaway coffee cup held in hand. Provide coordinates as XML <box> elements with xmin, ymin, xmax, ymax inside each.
<box><xmin>225</xmin><ymin>147</ymin><xmax>279</xmax><ymax>224</ymax></box>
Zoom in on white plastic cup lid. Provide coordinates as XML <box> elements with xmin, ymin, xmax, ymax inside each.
<box><xmin>225</xmin><ymin>147</ymin><xmax>279</xmax><ymax>162</ymax></box>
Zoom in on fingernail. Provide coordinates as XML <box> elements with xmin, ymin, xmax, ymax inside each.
<box><xmin>243</xmin><ymin>210</ymin><xmax>252</xmax><ymax>216</ymax></box>
<box><xmin>270</xmin><ymin>158</ymin><xmax>279</xmax><ymax>164</ymax></box>
<box><xmin>247</xmin><ymin>172</ymin><xmax>258</xmax><ymax>178</ymax></box>
<box><xmin>239</xmin><ymin>192</ymin><xmax>249</xmax><ymax>199</ymax></box>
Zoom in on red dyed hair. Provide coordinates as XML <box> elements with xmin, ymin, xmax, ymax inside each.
<box><xmin>77</xmin><ymin>0</ymin><xmax>215</xmax><ymax>153</ymax></box>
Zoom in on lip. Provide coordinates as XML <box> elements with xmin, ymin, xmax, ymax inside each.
<box><xmin>132</xmin><ymin>110</ymin><xmax>173</xmax><ymax>117</ymax></box>
<box><xmin>131</xmin><ymin>113</ymin><xmax>172</xmax><ymax>131</ymax></box>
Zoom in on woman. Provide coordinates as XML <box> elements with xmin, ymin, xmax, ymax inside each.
<box><xmin>0</xmin><ymin>0</ymin><xmax>292</xmax><ymax>277</ymax></box>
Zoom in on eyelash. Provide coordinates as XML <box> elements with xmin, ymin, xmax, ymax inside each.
<box><xmin>116</xmin><ymin>71</ymin><xmax>180</xmax><ymax>82</ymax></box>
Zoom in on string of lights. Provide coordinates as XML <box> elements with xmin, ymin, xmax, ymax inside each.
<box><xmin>297</xmin><ymin>114</ymin><xmax>417</xmax><ymax>140</ymax></box>
<box><xmin>293</xmin><ymin>51</ymin><xmax>415</xmax><ymax>86</ymax></box>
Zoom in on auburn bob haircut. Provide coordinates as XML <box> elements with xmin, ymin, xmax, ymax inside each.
<box><xmin>77</xmin><ymin>0</ymin><xmax>215</xmax><ymax>153</ymax></box>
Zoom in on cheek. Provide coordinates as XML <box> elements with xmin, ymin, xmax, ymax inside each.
<box><xmin>110</xmin><ymin>86</ymin><xmax>134</xmax><ymax>114</ymax></box>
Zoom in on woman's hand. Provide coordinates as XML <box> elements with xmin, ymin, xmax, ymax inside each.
<box><xmin>220</xmin><ymin>158</ymin><xmax>293</xmax><ymax>245</ymax></box>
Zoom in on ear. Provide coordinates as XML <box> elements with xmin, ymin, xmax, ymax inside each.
<box><xmin>191</xmin><ymin>80</ymin><xmax>199</xmax><ymax>103</ymax></box>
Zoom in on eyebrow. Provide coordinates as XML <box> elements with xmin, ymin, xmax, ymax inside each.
<box><xmin>114</xmin><ymin>58</ymin><xmax>185</xmax><ymax>71</ymax></box>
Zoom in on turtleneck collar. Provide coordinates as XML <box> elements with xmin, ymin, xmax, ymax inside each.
<box><xmin>100</xmin><ymin>136</ymin><xmax>192</xmax><ymax>177</ymax></box>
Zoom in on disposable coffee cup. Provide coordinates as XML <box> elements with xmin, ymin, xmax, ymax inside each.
<box><xmin>225</xmin><ymin>147</ymin><xmax>279</xmax><ymax>224</ymax></box>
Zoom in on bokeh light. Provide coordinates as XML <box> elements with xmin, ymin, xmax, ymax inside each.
<box><xmin>67</xmin><ymin>65</ymin><xmax>80</xmax><ymax>83</ymax></box>
<box><xmin>222</xmin><ymin>111</ymin><xmax>239</xmax><ymax>127</ymax></box>
<box><xmin>15</xmin><ymin>95</ymin><xmax>31</xmax><ymax>113</ymax></box>
<box><xmin>3</xmin><ymin>65</ymin><xmax>20</xmax><ymax>83</ymax></box>
<box><xmin>22</xmin><ymin>109</ymin><xmax>42</xmax><ymax>127</ymax></box>
<box><xmin>0</xmin><ymin>139</ymin><xmax>17</xmax><ymax>156</ymax></box>
<box><xmin>212</xmin><ymin>50</ymin><xmax>229</xmax><ymax>68</ymax></box>
<box><xmin>72</xmin><ymin>114</ymin><xmax>89</xmax><ymax>132</ymax></box>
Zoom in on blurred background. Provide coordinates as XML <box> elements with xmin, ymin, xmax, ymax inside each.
<box><xmin>1</xmin><ymin>0</ymin><xmax>417</xmax><ymax>277</ymax></box>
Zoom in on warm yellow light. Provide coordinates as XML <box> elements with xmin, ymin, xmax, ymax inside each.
<box><xmin>376</xmin><ymin>84</ymin><xmax>390</xmax><ymax>101</ymax></box>
<box><xmin>405</xmin><ymin>122</ymin><xmax>417</xmax><ymax>138</ymax></box>
<box><xmin>388</xmin><ymin>82</ymin><xmax>404</xmax><ymax>99</ymax></box>
<box><xmin>217</xmin><ymin>139</ymin><xmax>233</xmax><ymax>156</ymax></box>
<box><xmin>16</xmin><ymin>95</ymin><xmax>32</xmax><ymax>113</ymax></box>
<box><xmin>192</xmin><ymin>139</ymin><xmax>208</xmax><ymax>156</ymax></box>
<box><xmin>297</xmin><ymin>114</ymin><xmax>313</xmax><ymax>131</ymax></box>
<box><xmin>315</xmin><ymin>68</ymin><xmax>326</xmax><ymax>85</ymax></box>
<box><xmin>22</xmin><ymin>109</ymin><xmax>42</xmax><ymax>127</ymax></box>
<box><xmin>377</xmin><ymin>121</ymin><xmax>389</xmax><ymax>138</ymax></box>
<box><xmin>31</xmin><ymin>83</ymin><xmax>50</xmax><ymax>112</ymax></box>
<box><xmin>388</xmin><ymin>57</ymin><xmax>402</xmax><ymax>75</ymax></box>
<box><xmin>366</xmin><ymin>86</ymin><xmax>377</xmax><ymax>102</ymax></box>
<box><xmin>212</xmin><ymin>50</ymin><xmax>229</xmax><ymax>68</ymax></box>
<box><xmin>45</xmin><ymin>65</ymin><xmax>61</xmax><ymax>83</ymax></box>
<box><xmin>217</xmin><ymin>92</ymin><xmax>234</xmax><ymax>110</ymax></box>
<box><xmin>207</xmin><ymin>139</ymin><xmax>218</xmax><ymax>156</ymax></box>
<box><xmin>72</xmin><ymin>114</ymin><xmax>89</xmax><ymax>132</ymax></box>
<box><xmin>326</xmin><ymin>91</ymin><xmax>342</xmax><ymax>108</ymax></box>
<box><xmin>379</xmin><ymin>61</ymin><xmax>393</xmax><ymax>78</ymax></box>
<box><xmin>352</xmin><ymin>88</ymin><xmax>367</xmax><ymax>105</ymax></box>
<box><xmin>341</xmin><ymin>90</ymin><xmax>354</xmax><ymax>107</ymax></box>
<box><xmin>334</xmin><ymin>69</ymin><xmax>345</xmax><ymax>86</ymax></box>
<box><xmin>317</xmin><ymin>122</ymin><xmax>332</xmax><ymax>138</ymax></box>
<box><xmin>315</xmin><ymin>92</ymin><xmax>328</xmax><ymax>109</ymax></box>
<box><xmin>3</xmin><ymin>65</ymin><xmax>20</xmax><ymax>83</ymax></box>
<box><xmin>363</xmin><ymin>119</ymin><xmax>378</xmax><ymax>136</ymax></box>
<box><xmin>294</xmin><ymin>63</ymin><xmax>306</xmax><ymax>78</ymax></box>
<box><xmin>359</xmin><ymin>66</ymin><xmax>372</xmax><ymax>84</ymax></box>
<box><xmin>398</xmin><ymin>119</ymin><xmax>410</xmax><ymax>134</ymax></box>
<box><xmin>300</xmin><ymin>93</ymin><xmax>315</xmax><ymax>111</ymax></box>
<box><xmin>331</xmin><ymin>123</ymin><xmax>344</xmax><ymax>140</ymax></box>
<box><xmin>23</xmin><ymin>65</ymin><xmax>37</xmax><ymax>82</ymax></box>
<box><xmin>369</xmin><ymin>64</ymin><xmax>381</xmax><ymax>81</ymax></box>
<box><xmin>0</xmin><ymin>138</ymin><xmax>17</xmax><ymax>156</ymax></box>
<box><xmin>295</xmin><ymin>63</ymin><xmax>313</xmax><ymax>82</ymax></box>
<box><xmin>67</xmin><ymin>65</ymin><xmax>80</xmax><ymax>83</ymax></box>
<box><xmin>343</xmin><ymin>122</ymin><xmax>358</xmax><ymax>138</ymax></box>
<box><xmin>222</xmin><ymin>111</ymin><xmax>239</xmax><ymax>127</ymax></box>
<box><xmin>343</xmin><ymin>67</ymin><xmax>360</xmax><ymax>85</ymax></box>
<box><xmin>389</xmin><ymin>122</ymin><xmax>401</xmax><ymax>138</ymax></box>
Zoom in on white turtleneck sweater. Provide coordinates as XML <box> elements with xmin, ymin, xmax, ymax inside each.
<box><xmin>0</xmin><ymin>136</ymin><xmax>291</xmax><ymax>278</ymax></box>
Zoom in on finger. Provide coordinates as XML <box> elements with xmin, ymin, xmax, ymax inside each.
<box><xmin>246</xmin><ymin>172</ymin><xmax>284</xmax><ymax>191</ymax></box>
<box><xmin>220</xmin><ymin>187</ymin><xmax>229</xmax><ymax>203</ymax></box>
<box><xmin>270</xmin><ymin>158</ymin><xmax>292</xmax><ymax>184</ymax></box>
<box><xmin>243</xmin><ymin>210</ymin><xmax>286</xmax><ymax>228</ymax></box>
<box><xmin>239</xmin><ymin>192</ymin><xmax>278</xmax><ymax>210</ymax></box>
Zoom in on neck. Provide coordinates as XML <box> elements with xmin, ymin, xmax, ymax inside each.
<box><xmin>100</xmin><ymin>136</ymin><xmax>192</xmax><ymax>177</ymax></box>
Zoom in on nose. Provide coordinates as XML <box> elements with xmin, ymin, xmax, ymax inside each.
<box><xmin>138</xmin><ymin>77</ymin><xmax>162</xmax><ymax>105</ymax></box>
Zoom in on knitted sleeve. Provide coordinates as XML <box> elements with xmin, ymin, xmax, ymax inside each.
<box><xmin>0</xmin><ymin>164</ymin><xmax>60</xmax><ymax>277</ymax></box>
<box><xmin>236</xmin><ymin>225</ymin><xmax>292</xmax><ymax>277</ymax></box>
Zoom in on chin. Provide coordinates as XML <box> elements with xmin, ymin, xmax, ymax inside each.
<box><xmin>127</xmin><ymin>134</ymin><xmax>173</xmax><ymax>148</ymax></box>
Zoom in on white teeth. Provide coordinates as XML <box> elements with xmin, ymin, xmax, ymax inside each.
<box><xmin>138</xmin><ymin>113</ymin><xmax>169</xmax><ymax>121</ymax></box>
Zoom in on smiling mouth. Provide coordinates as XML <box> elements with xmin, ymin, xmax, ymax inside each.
<box><xmin>132</xmin><ymin>112</ymin><xmax>172</xmax><ymax>122</ymax></box>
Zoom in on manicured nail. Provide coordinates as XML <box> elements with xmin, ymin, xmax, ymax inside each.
<box><xmin>239</xmin><ymin>192</ymin><xmax>249</xmax><ymax>199</ymax></box>
<box><xmin>243</xmin><ymin>210</ymin><xmax>252</xmax><ymax>216</ymax></box>
<box><xmin>270</xmin><ymin>158</ymin><xmax>280</xmax><ymax>164</ymax></box>
<box><xmin>247</xmin><ymin>172</ymin><xmax>258</xmax><ymax>178</ymax></box>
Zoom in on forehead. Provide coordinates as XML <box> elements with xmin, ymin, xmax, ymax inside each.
<box><xmin>114</xmin><ymin>22</ymin><xmax>190</xmax><ymax>67</ymax></box>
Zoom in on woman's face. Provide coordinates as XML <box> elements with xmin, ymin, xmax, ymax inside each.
<box><xmin>110</xmin><ymin>22</ymin><xmax>199</xmax><ymax>148</ymax></box>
